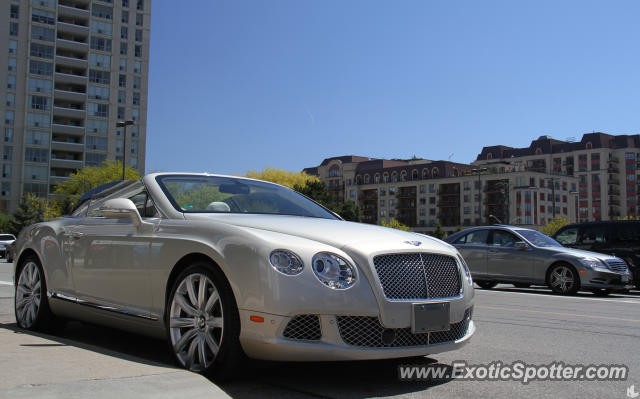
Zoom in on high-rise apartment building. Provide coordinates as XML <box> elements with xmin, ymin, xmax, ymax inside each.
<box><xmin>0</xmin><ymin>0</ymin><xmax>151</xmax><ymax>212</ymax></box>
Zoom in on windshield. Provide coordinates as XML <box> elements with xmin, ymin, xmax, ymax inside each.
<box><xmin>0</xmin><ymin>234</ymin><xmax>15</xmax><ymax>240</ymax></box>
<box><xmin>516</xmin><ymin>230</ymin><xmax>562</xmax><ymax>248</ymax></box>
<box><xmin>157</xmin><ymin>175</ymin><xmax>338</xmax><ymax>219</ymax></box>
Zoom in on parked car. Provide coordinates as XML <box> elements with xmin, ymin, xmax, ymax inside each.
<box><xmin>552</xmin><ymin>221</ymin><xmax>640</xmax><ymax>289</ymax></box>
<box><xmin>445</xmin><ymin>225</ymin><xmax>633</xmax><ymax>296</ymax></box>
<box><xmin>13</xmin><ymin>173</ymin><xmax>475</xmax><ymax>377</ymax></box>
<box><xmin>0</xmin><ymin>234</ymin><xmax>16</xmax><ymax>261</ymax></box>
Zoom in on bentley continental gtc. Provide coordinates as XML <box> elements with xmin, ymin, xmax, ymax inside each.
<box><xmin>13</xmin><ymin>173</ymin><xmax>475</xmax><ymax>376</ymax></box>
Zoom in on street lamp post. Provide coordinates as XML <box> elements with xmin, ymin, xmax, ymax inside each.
<box><xmin>471</xmin><ymin>168</ymin><xmax>487</xmax><ymax>225</ymax></box>
<box><xmin>116</xmin><ymin>120</ymin><xmax>135</xmax><ymax>180</ymax></box>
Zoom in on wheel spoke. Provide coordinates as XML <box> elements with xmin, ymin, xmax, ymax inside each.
<box><xmin>204</xmin><ymin>331</ymin><xmax>220</xmax><ymax>358</ymax></box>
<box><xmin>174</xmin><ymin>328</ymin><xmax>198</xmax><ymax>352</ymax></box>
<box><xmin>198</xmin><ymin>336</ymin><xmax>208</xmax><ymax>369</ymax></box>
<box><xmin>206</xmin><ymin>317</ymin><xmax>223</xmax><ymax>329</ymax></box>
<box><xmin>204</xmin><ymin>289</ymin><xmax>219</xmax><ymax>313</ymax></box>
<box><xmin>170</xmin><ymin>317</ymin><xmax>196</xmax><ymax>328</ymax></box>
<box><xmin>185</xmin><ymin>275</ymin><xmax>198</xmax><ymax>308</ymax></box>
<box><xmin>198</xmin><ymin>277</ymin><xmax>207</xmax><ymax>310</ymax></box>
<box><xmin>185</xmin><ymin>336</ymin><xmax>199</xmax><ymax>370</ymax></box>
<box><xmin>175</xmin><ymin>293</ymin><xmax>198</xmax><ymax>317</ymax></box>
<box><xmin>16</xmin><ymin>297</ymin><xmax>30</xmax><ymax>310</ymax></box>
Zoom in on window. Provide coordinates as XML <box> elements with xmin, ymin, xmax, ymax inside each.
<box><xmin>32</xmin><ymin>9</ymin><xmax>55</xmax><ymax>24</ymax></box>
<box><xmin>137</xmin><ymin>0</ymin><xmax>144</xmax><ymax>10</ymax></box>
<box><xmin>31</xmin><ymin>26</ymin><xmax>55</xmax><ymax>42</ymax></box>
<box><xmin>90</xmin><ymin>37</ymin><xmax>112</xmax><ymax>51</ymax></box>
<box><xmin>29</xmin><ymin>60</ymin><xmax>53</xmax><ymax>76</ymax></box>
<box><xmin>454</xmin><ymin>229</ymin><xmax>489</xmax><ymax>245</ymax></box>
<box><xmin>135</xmin><ymin>29</ymin><xmax>143</xmax><ymax>42</ymax></box>
<box><xmin>117</xmin><ymin>106</ymin><xmax>125</xmax><ymax>119</ymax></box>
<box><xmin>120</xmin><ymin>42</ymin><xmax>127</xmax><ymax>55</ymax></box>
<box><xmin>92</xmin><ymin>4</ymin><xmax>113</xmax><ymax>19</ymax></box>
<box><xmin>121</xmin><ymin>10</ymin><xmax>129</xmax><ymax>23</ymax></box>
<box><xmin>86</xmin><ymin>119</ymin><xmax>108</xmax><ymax>135</ymax></box>
<box><xmin>35</xmin><ymin>0</ymin><xmax>56</xmax><ymax>7</ymax></box>
<box><xmin>133</xmin><ymin>61</ymin><xmax>141</xmax><ymax>73</ymax></box>
<box><xmin>91</xmin><ymin>21</ymin><xmax>113</xmax><ymax>36</ymax></box>
<box><xmin>86</xmin><ymin>152</ymin><xmax>107</xmax><ymax>166</ymax></box>
<box><xmin>2</xmin><ymin>164</ymin><xmax>12</xmax><ymax>178</ymax></box>
<box><xmin>131</xmin><ymin>141</ymin><xmax>138</xmax><ymax>154</ymax></box>
<box><xmin>24</xmin><ymin>166</ymin><xmax>48</xmax><ymax>181</ymax></box>
<box><xmin>133</xmin><ymin>76</ymin><xmax>141</xmax><ymax>89</ymax></box>
<box><xmin>88</xmin><ymin>103</ymin><xmax>109</xmax><ymax>118</ymax></box>
<box><xmin>119</xmin><ymin>74</ymin><xmax>127</xmax><ymax>88</ymax></box>
<box><xmin>1</xmin><ymin>182</ymin><xmax>11</xmax><ymax>197</ymax></box>
<box><xmin>130</xmin><ymin>126</ymin><xmax>139</xmax><ymax>138</ymax></box>
<box><xmin>3</xmin><ymin>147</ymin><xmax>13</xmax><ymax>161</ymax></box>
<box><xmin>88</xmin><ymin>85</ymin><xmax>110</xmax><ymax>100</ymax></box>
<box><xmin>131</xmin><ymin>109</ymin><xmax>139</xmax><ymax>121</ymax></box>
<box><xmin>6</xmin><ymin>93</ymin><xmax>15</xmax><ymax>108</ymax></box>
<box><xmin>4</xmin><ymin>128</ymin><xmax>14</xmax><ymax>143</ymax></box>
<box><xmin>89</xmin><ymin>69</ymin><xmax>110</xmax><ymax>84</ymax></box>
<box><xmin>24</xmin><ymin>148</ymin><xmax>48</xmax><ymax>163</ymax></box>
<box><xmin>9</xmin><ymin>22</ymin><xmax>18</xmax><ymax>36</ymax></box>
<box><xmin>132</xmin><ymin>92</ymin><xmax>140</xmax><ymax>105</ymax></box>
<box><xmin>122</xmin><ymin>0</ymin><xmax>129</xmax><ymax>7</ymax></box>
<box><xmin>136</xmin><ymin>13</ymin><xmax>143</xmax><ymax>26</ymax></box>
<box><xmin>7</xmin><ymin>75</ymin><xmax>16</xmax><ymax>90</ymax></box>
<box><xmin>30</xmin><ymin>43</ymin><xmax>54</xmax><ymax>59</ymax></box>
<box><xmin>120</xmin><ymin>58</ymin><xmax>127</xmax><ymax>72</ymax></box>
<box><xmin>89</xmin><ymin>53</ymin><xmax>111</xmax><ymax>68</ymax></box>
<box><xmin>5</xmin><ymin>111</ymin><xmax>15</xmax><ymax>126</ymax></box>
<box><xmin>8</xmin><ymin>40</ymin><xmax>18</xmax><ymax>54</ymax></box>
<box><xmin>134</xmin><ymin>45</ymin><xmax>142</xmax><ymax>57</ymax></box>
<box><xmin>118</xmin><ymin>90</ymin><xmax>126</xmax><ymax>104</ymax></box>
<box><xmin>23</xmin><ymin>183</ymin><xmax>48</xmax><ymax>198</ymax></box>
<box><xmin>29</xmin><ymin>95</ymin><xmax>50</xmax><ymax>110</ymax></box>
<box><xmin>29</xmin><ymin>78</ymin><xmax>52</xmax><ymax>93</ymax></box>
<box><xmin>26</xmin><ymin>130</ymin><xmax>50</xmax><ymax>146</ymax></box>
<box><xmin>86</xmin><ymin>136</ymin><xmax>107</xmax><ymax>151</ymax></box>
<box><xmin>27</xmin><ymin>113</ymin><xmax>50</xmax><ymax>128</ymax></box>
<box><xmin>121</xmin><ymin>26</ymin><xmax>128</xmax><ymax>39</ymax></box>
<box><xmin>10</xmin><ymin>4</ymin><xmax>19</xmax><ymax>18</ymax></box>
<box><xmin>491</xmin><ymin>230</ymin><xmax>518</xmax><ymax>247</ymax></box>
<box><xmin>8</xmin><ymin>58</ymin><xmax>17</xmax><ymax>72</ymax></box>
<box><xmin>115</xmin><ymin>139</ymin><xmax>123</xmax><ymax>153</ymax></box>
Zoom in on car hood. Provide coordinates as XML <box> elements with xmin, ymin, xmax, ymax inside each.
<box><xmin>543</xmin><ymin>246</ymin><xmax>620</xmax><ymax>260</ymax></box>
<box><xmin>184</xmin><ymin>213</ymin><xmax>454</xmax><ymax>252</ymax></box>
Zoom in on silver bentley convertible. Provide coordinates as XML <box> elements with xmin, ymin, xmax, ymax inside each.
<box><xmin>13</xmin><ymin>173</ymin><xmax>475</xmax><ymax>376</ymax></box>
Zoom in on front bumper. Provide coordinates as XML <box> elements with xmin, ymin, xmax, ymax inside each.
<box><xmin>238</xmin><ymin>308</ymin><xmax>475</xmax><ymax>362</ymax></box>
<box><xmin>581</xmin><ymin>269</ymin><xmax>634</xmax><ymax>290</ymax></box>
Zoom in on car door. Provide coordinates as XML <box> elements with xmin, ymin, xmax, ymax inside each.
<box><xmin>486</xmin><ymin>229</ymin><xmax>534</xmax><ymax>281</ymax></box>
<box><xmin>68</xmin><ymin>189</ymin><xmax>161</xmax><ymax>318</ymax></box>
<box><xmin>451</xmin><ymin>229</ymin><xmax>490</xmax><ymax>278</ymax></box>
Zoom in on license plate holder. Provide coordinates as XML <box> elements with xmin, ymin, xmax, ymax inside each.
<box><xmin>412</xmin><ymin>302</ymin><xmax>450</xmax><ymax>334</ymax></box>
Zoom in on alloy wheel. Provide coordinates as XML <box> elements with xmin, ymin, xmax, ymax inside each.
<box><xmin>15</xmin><ymin>262</ymin><xmax>42</xmax><ymax>328</ymax></box>
<box><xmin>169</xmin><ymin>273</ymin><xmax>224</xmax><ymax>372</ymax></box>
<box><xmin>550</xmin><ymin>265</ymin><xmax>575</xmax><ymax>294</ymax></box>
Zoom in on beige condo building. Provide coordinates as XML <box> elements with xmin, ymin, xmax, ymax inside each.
<box><xmin>1</xmin><ymin>0</ymin><xmax>151</xmax><ymax>212</ymax></box>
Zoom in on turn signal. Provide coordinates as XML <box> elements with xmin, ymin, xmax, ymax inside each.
<box><xmin>579</xmin><ymin>270</ymin><xmax>585</xmax><ymax>274</ymax></box>
<box><xmin>250</xmin><ymin>315</ymin><xmax>264</xmax><ymax>323</ymax></box>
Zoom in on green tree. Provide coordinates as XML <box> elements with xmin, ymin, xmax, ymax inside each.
<box><xmin>293</xmin><ymin>180</ymin><xmax>361</xmax><ymax>222</ymax></box>
<box><xmin>333</xmin><ymin>201</ymin><xmax>362</xmax><ymax>222</ymax></box>
<box><xmin>8</xmin><ymin>194</ymin><xmax>45</xmax><ymax>236</ymax></box>
<box><xmin>430</xmin><ymin>222</ymin><xmax>446</xmax><ymax>239</ymax></box>
<box><xmin>381</xmin><ymin>218</ymin><xmax>411</xmax><ymax>231</ymax></box>
<box><xmin>0</xmin><ymin>212</ymin><xmax>11</xmax><ymax>232</ymax></box>
<box><xmin>245</xmin><ymin>167</ymin><xmax>319</xmax><ymax>189</ymax></box>
<box><xmin>540</xmin><ymin>216</ymin><xmax>569</xmax><ymax>237</ymax></box>
<box><xmin>53</xmin><ymin>160</ymin><xmax>140</xmax><ymax>208</ymax></box>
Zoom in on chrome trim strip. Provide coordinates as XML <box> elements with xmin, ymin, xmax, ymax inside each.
<box><xmin>48</xmin><ymin>291</ymin><xmax>158</xmax><ymax>321</ymax></box>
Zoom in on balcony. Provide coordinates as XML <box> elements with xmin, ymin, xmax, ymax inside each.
<box><xmin>49</xmin><ymin>175</ymin><xmax>72</xmax><ymax>186</ymax></box>
<box><xmin>53</xmin><ymin>105</ymin><xmax>85</xmax><ymax>119</ymax></box>
<box><xmin>56</xmin><ymin>37</ymin><xmax>89</xmax><ymax>53</ymax></box>
<box><xmin>608</xmin><ymin>157</ymin><xmax>619</xmax><ymax>164</ymax></box>
<box><xmin>54</xmin><ymin>88</ymin><xmax>86</xmax><ymax>103</ymax></box>
<box><xmin>55</xmin><ymin>54</ymin><xmax>88</xmax><ymax>70</ymax></box>
<box><xmin>608</xmin><ymin>178</ymin><xmax>620</xmax><ymax>185</ymax></box>
<box><xmin>57</xmin><ymin>3</ymin><xmax>90</xmax><ymax>19</ymax></box>
<box><xmin>55</xmin><ymin>71</ymin><xmax>87</xmax><ymax>86</ymax></box>
<box><xmin>51</xmin><ymin>140</ymin><xmax>84</xmax><ymax>153</ymax></box>
<box><xmin>50</xmin><ymin>158</ymin><xmax>84</xmax><ymax>170</ymax></box>
<box><xmin>609</xmin><ymin>199</ymin><xmax>621</xmax><ymax>206</ymax></box>
<box><xmin>52</xmin><ymin>123</ymin><xmax>85</xmax><ymax>136</ymax></box>
<box><xmin>56</xmin><ymin>21</ymin><xmax>90</xmax><ymax>37</ymax></box>
<box><xmin>607</xmin><ymin>167</ymin><xmax>620</xmax><ymax>174</ymax></box>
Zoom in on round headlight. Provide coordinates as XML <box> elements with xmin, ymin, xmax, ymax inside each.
<box><xmin>311</xmin><ymin>252</ymin><xmax>357</xmax><ymax>289</ymax></box>
<box><xmin>269</xmin><ymin>250</ymin><xmax>304</xmax><ymax>275</ymax></box>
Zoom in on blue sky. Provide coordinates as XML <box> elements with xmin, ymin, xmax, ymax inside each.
<box><xmin>146</xmin><ymin>0</ymin><xmax>640</xmax><ymax>175</ymax></box>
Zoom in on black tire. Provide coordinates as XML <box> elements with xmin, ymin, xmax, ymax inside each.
<box><xmin>513</xmin><ymin>283</ymin><xmax>531</xmax><ymax>288</ymax></box>
<box><xmin>165</xmin><ymin>262</ymin><xmax>245</xmax><ymax>379</ymax></box>
<box><xmin>476</xmin><ymin>281</ymin><xmax>498</xmax><ymax>289</ymax></box>
<box><xmin>547</xmin><ymin>263</ymin><xmax>580</xmax><ymax>295</ymax></box>
<box><xmin>14</xmin><ymin>255</ymin><xmax>61</xmax><ymax>331</ymax></box>
<box><xmin>590</xmin><ymin>289</ymin><xmax>611</xmax><ymax>297</ymax></box>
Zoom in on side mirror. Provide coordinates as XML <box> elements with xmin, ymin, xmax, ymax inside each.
<box><xmin>514</xmin><ymin>241</ymin><xmax>529</xmax><ymax>251</ymax></box>
<box><xmin>100</xmin><ymin>198</ymin><xmax>144</xmax><ymax>227</ymax></box>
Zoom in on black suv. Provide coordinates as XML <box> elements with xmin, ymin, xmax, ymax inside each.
<box><xmin>552</xmin><ymin>221</ymin><xmax>640</xmax><ymax>288</ymax></box>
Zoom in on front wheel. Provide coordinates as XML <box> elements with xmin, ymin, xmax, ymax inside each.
<box><xmin>166</xmin><ymin>263</ymin><xmax>244</xmax><ymax>378</ymax></box>
<box><xmin>548</xmin><ymin>264</ymin><xmax>580</xmax><ymax>295</ymax></box>
<box><xmin>15</xmin><ymin>256</ymin><xmax>57</xmax><ymax>330</ymax></box>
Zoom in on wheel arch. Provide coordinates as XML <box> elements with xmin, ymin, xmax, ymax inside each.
<box><xmin>14</xmin><ymin>248</ymin><xmax>42</xmax><ymax>285</ymax></box>
<box><xmin>545</xmin><ymin>260</ymin><xmax>578</xmax><ymax>285</ymax></box>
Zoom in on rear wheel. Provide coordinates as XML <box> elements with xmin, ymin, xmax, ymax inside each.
<box><xmin>15</xmin><ymin>256</ymin><xmax>58</xmax><ymax>331</ymax></box>
<box><xmin>476</xmin><ymin>281</ymin><xmax>498</xmax><ymax>289</ymax></box>
<box><xmin>166</xmin><ymin>263</ymin><xmax>244</xmax><ymax>378</ymax></box>
<box><xmin>548</xmin><ymin>263</ymin><xmax>579</xmax><ymax>295</ymax></box>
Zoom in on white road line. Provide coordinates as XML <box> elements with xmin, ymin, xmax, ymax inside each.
<box><xmin>476</xmin><ymin>288</ymin><xmax>640</xmax><ymax>304</ymax></box>
<box><xmin>0</xmin><ymin>280</ymin><xmax>13</xmax><ymax>286</ymax></box>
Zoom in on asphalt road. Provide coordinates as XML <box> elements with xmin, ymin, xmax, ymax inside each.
<box><xmin>0</xmin><ymin>260</ymin><xmax>639</xmax><ymax>399</ymax></box>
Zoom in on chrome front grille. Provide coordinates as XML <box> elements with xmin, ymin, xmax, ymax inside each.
<box><xmin>606</xmin><ymin>259</ymin><xmax>628</xmax><ymax>273</ymax></box>
<box><xmin>282</xmin><ymin>315</ymin><xmax>322</xmax><ymax>341</ymax></box>
<box><xmin>373</xmin><ymin>253</ymin><xmax>462</xmax><ymax>299</ymax></box>
<box><xmin>336</xmin><ymin>307</ymin><xmax>472</xmax><ymax>348</ymax></box>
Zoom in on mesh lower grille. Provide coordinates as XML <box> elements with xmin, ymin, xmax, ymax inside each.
<box><xmin>373</xmin><ymin>253</ymin><xmax>462</xmax><ymax>299</ymax></box>
<box><xmin>282</xmin><ymin>315</ymin><xmax>322</xmax><ymax>341</ymax></box>
<box><xmin>336</xmin><ymin>307</ymin><xmax>472</xmax><ymax>348</ymax></box>
<box><xmin>606</xmin><ymin>259</ymin><xmax>628</xmax><ymax>273</ymax></box>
